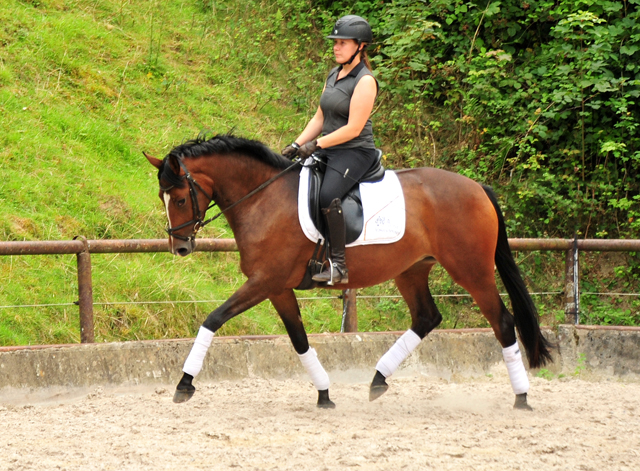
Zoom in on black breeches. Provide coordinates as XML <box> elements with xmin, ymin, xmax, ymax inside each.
<box><xmin>318</xmin><ymin>147</ymin><xmax>377</xmax><ymax>209</ymax></box>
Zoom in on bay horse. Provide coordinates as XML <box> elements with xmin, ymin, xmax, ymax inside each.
<box><xmin>145</xmin><ymin>134</ymin><xmax>553</xmax><ymax>411</ymax></box>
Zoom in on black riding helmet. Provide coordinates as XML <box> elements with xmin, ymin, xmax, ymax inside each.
<box><xmin>327</xmin><ymin>15</ymin><xmax>373</xmax><ymax>44</ymax></box>
<box><xmin>327</xmin><ymin>15</ymin><xmax>373</xmax><ymax>65</ymax></box>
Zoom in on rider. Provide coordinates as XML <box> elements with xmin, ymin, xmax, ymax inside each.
<box><xmin>282</xmin><ymin>14</ymin><xmax>378</xmax><ymax>285</ymax></box>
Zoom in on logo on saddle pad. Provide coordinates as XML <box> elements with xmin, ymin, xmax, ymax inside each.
<box><xmin>298</xmin><ymin>160</ymin><xmax>406</xmax><ymax>247</ymax></box>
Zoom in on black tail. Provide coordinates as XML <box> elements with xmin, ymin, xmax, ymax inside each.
<box><xmin>482</xmin><ymin>185</ymin><xmax>553</xmax><ymax>368</ymax></box>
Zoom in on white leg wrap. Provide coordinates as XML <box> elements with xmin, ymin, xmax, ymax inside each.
<box><xmin>298</xmin><ymin>347</ymin><xmax>330</xmax><ymax>391</ymax></box>
<box><xmin>375</xmin><ymin>329</ymin><xmax>422</xmax><ymax>378</ymax></box>
<box><xmin>182</xmin><ymin>326</ymin><xmax>215</xmax><ymax>377</ymax></box>
<box><xmin>503</xmin><ymin>342</ymin><xmax>529</xmax><ymax>395</ymax></box>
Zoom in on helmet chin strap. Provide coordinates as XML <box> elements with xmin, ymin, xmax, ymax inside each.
<box><xmin>344</xmin><ymin>42</ymin><xmax>365</xmax><ymax>66</ymax></box>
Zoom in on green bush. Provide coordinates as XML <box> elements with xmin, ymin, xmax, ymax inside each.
<box><xmin>284</xmin><ymin>0</ymin><xmax>640</xmax><ymax>239</ymax></box>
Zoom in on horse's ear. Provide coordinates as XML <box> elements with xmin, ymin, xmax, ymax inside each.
<box><xmin>143</xmin><ymin>151</ymin><xmax>163</xmax><ymax>169</ymax></box>
<box><xmin>167</xmin><ymin>154</ymin><xmax>181</xmax><ymax>175</ymax></box>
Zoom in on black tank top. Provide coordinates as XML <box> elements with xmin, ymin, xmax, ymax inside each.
<box><xmin>319</xmin><ymin>62</ymin><xmax>376</xmax><ymax>149</ymax></box>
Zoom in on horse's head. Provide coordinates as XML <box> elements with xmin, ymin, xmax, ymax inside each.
<box><xmin>145</xmin><ymin>152</ymin><xmax>213</xmax><ymax>257</ymax></box>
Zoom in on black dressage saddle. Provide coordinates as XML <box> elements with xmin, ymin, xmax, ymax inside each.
<box><xmin>307</xmin><ymin>149</ymin><xmax>385</xmax><ymax>244</ymax></box>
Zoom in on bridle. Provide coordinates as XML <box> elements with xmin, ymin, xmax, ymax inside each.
<box><xmin>161</xmin><ymin>156</ymin><xmax>302</xmax><ymax>242</ymax></box>
<box><xmin>160</xmin><ymin>158</ymin><xmax>216</xmax><ymax>242</ymax></box>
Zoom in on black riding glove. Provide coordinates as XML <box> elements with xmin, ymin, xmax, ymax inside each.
<box><xmin>297</xmin><ymin>140</ymin><xmax>321</xmax><ymax>159</ymax></box>
<box><xmin>281</xmin><ymin>142</ymin><xmax>300</xmax><ymax>159</ymax></box>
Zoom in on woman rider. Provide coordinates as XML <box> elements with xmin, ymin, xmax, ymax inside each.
<box><xmin>282</xmin><ymin>15</ymin><xmax>378</xmax><ymax>285</ymax></box>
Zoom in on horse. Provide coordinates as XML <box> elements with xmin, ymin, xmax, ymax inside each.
<box><xmin>144</xmin><ymin>134</ymin><xmax>553</xmax><ymax>411</ymax></box>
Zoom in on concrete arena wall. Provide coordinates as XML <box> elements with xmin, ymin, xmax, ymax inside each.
<box><xmin>0</xmin><ymin>325</ymin><xmax>639</xmax><ymax>398</ymax></box>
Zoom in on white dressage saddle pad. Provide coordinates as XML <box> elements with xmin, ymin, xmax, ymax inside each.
<box><xmin>298</xmin><ymin>164</ymin><xmax>406</xmax><ymax>247</ymax></box>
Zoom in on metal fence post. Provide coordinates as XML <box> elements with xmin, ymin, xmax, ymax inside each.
<box><xmin>341</xmin><ymin>289</ymin><xmax>358</xmax><ymax>333</ymax></box>
<box><xmin>564</xmin><ymin>237</ymin><xmax>580</xmax><ymax>325</ymax></box>
<box><xmin>75</xmin><ymin>236</ymin><xmax>95</xmax><ymax>343</ymax></box>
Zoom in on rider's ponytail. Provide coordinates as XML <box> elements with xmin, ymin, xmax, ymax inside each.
<box><xmin>361</xmin><ymin>47</ymin><xmax>372</xmax><ymax>71</ymax></box>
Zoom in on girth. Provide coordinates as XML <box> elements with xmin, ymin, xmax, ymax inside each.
<box><xmin>307</xmin><ymin>149</ymin><xmax>385</xmax><ymax>245</ymax></box>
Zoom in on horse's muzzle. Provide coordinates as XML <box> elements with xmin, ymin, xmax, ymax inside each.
<box><xmin>171</xmin><ymin>238</ymin><xmax>197</xmax><ymax>257</ymax></box>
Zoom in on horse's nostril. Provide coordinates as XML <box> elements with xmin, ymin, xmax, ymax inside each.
<box><xmin>177</xmin><ymin>247</ymin><xmax>190</xmax><ymax>257</ymax></box>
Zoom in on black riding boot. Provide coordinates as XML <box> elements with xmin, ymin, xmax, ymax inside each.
<box><xmin>312</xmin><ymin>198</ymin><xmax>349</xmax><ymax>285</ymax></box>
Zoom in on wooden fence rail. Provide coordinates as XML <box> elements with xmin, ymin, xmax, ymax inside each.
<box><xmin>0</xmin><ymin>238</ymin><xmax>639</xmax><ymax>343</ymax></box>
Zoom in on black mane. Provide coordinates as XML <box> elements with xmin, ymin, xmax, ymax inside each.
<box><xmin>157</xmin><ymin>134</ymin><xmax>292</xmax><ymax>189</ymax></box>
<box><xmin>169</xmin><ymin>134</ymin><xmax>291</xmax><ymax>169</ymax></box>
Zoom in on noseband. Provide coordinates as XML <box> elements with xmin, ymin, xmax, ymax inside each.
<box><xmin>161</xmin><ymin>156</ymin><xmax>302</xmax><ymax>242</ymax></box>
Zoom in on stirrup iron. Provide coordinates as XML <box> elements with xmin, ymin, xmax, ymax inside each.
<box><xmin>312</xmin><ymin>257</ymin><xmax>349</xmax><ymax>285</ymax></box>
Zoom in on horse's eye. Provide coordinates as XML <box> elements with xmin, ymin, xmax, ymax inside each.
<box><xmin>176</xmin><ymin>198</ymin><xmax>187</xmax><ymax>207</ymax></box>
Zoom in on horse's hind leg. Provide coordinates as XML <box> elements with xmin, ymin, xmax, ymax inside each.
<box><xmin>370</xmin><ymin>259</ymin><xmax>442</xmax><ymax>401</ymax></box>
<box><xmin>269</xmin><ymin>289</ymin><xmax>335</xmax><ymax>409</ymax></box>
<box><xmin>471</xmin><ymin>288</ymin><xmax>533</xmax><ymax>410</ymax></box>
<box><xmin>444</xmin><ymin>262</ymin><xmax>532</xmax><ymax>410</ymax></box>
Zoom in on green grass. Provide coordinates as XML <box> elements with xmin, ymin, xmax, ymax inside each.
<box><xmin>1</xmin><ymin>0</ymin><xmax>638</xmax><ymax>346</ymax></box>
<box><xmin>0</xmin><ymin>0</ymin><xmax>325</xmax><ymax>345</ymax></box>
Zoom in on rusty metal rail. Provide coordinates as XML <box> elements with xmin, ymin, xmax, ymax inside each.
<box><xmin>3</xmin><ymin>237</ymin><xmax>637</xmax><ymax>255</ymax></box>
<box><xmin>0</xmin><ymin>238</ymin><xmax>638</xmax><ymax>342</ymax></box>
<box><xmin>508</xmin><ymin>239</ymin><xmax>640</xmax><ymax>252</ymax></box>
<box><xmin>0</xmin><ymin>238</ymin><xmax>238</xmax><ymax>255</ymax></box>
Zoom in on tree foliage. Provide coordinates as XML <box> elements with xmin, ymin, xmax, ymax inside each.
<box><xmin>276</xmin><ymin>0</ymin><xmax>640</xmax><ymax>238</ymax></box>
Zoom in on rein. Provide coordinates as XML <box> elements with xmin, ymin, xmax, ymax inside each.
<box><xmin>164</xmin><ymin>157</ymin><xmax>302</xmax><ymax>242</ymax></box>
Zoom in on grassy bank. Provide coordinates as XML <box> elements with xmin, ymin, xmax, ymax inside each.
<box><xmin>0</xmin><ymin>0</ymin><xmax>322</xmax><ymax>344</ymax></box>
<box><xmin>0</xmin><ymin>0</ymin><xmax>637</xmax><ymax>346</ymax></box>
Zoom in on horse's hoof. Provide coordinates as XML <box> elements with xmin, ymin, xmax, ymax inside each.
<box><xmin>513</xmin><ymin>393</ymin><xmax>533</xmax><ymax>411</ymax></box>
<box><xmin>317</xmin><ymin>400</ymin><xmax>336</xmax><ymax>409</ymax></box>
<box><xmin>317</xmin><ymin>389</ymin><xmax>336</xmax><ymax>409</ymax></box>
<box><xmin>369</xmin><ymin>370</ymin><xmax>389</xmax><ymax>402</ymax></box>
<box><xmin>173</xmin><ymin>387</ymin><xmax>195</xmax><ymax>403</ymax></box>
<box><xmin>369</xmin><ymin>384</ymin><xmax>389</xmax><ymax>402</ymax></box>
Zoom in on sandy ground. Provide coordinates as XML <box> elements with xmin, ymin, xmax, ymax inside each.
<box><xmin>1</xmin><ymin>374</ymin><xmax>639</xmax><ymax>471</ymax></box>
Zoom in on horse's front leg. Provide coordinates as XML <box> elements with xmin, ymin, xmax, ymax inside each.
<box><xmin>269</xmin><ymin>290</ymin><xmax>335</xmax><ymax>409</ymax></box>
<box><xmin>370</xmin><ymin>261</ymin><xmax>441</xmax><ymax>401</ymax></box>
<box><xmin>173</xmin><ymin>279</ymin><xmax>269</xmax><ymax>403</ymax></box>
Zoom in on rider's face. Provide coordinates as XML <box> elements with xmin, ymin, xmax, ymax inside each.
<box><xmin>333</xmin><ymin>39</ymin><xmax>360</xmax><ymax>64</ymax></box>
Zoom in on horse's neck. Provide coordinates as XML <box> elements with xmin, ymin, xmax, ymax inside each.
<box><xmin>209</xmin><ymin>154</ymin><xmax>292</xmax><ymax>227</ymax></box>
<box><xmin>208</xmin><ymin>154</ymin><xmax>267</xmax><ymax>203</ymax></box>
